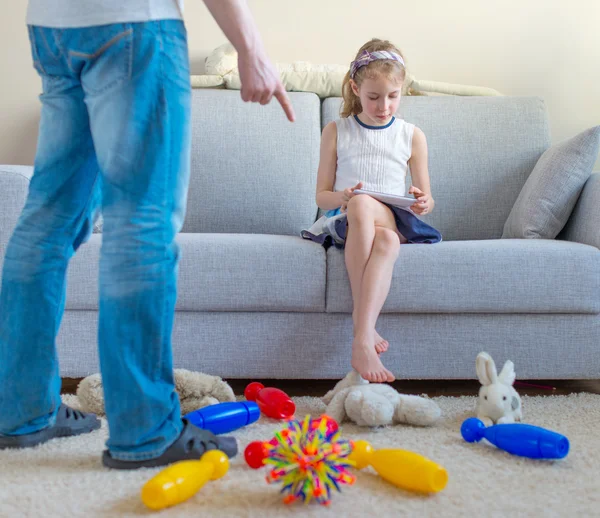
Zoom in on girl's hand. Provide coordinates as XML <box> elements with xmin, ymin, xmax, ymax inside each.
<box><xmin>408</xmin><ymin>185</ymin><xmax>434</xmax><ymax>216</ymax></box>
<box><xmin>341</xmin><ymin>181</ymin><xmax>363</xmax><ymax>212</ymax></box>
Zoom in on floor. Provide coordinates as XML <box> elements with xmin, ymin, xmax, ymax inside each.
<box><xmin>60</xmin><ymin>377</ymin><xmax>600</xmax><ymax>397</ymax></box>
<box><xmin>7</xmin><ymin>391</ymin><xmax>600</xmax><ymax>517</ymax></box>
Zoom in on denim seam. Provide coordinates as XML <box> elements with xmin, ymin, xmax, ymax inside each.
<box><xmin>40</xmin><ymin>29</ymin><xmax>61</xmax><ymax>61</ymax></box>
<box><xmin>127</xmin><ymin>28</ymin><xmax>133</xmax><ymax>81</ymax></box>
<box><xmin>50</xmin><ymin>29</ymin><xmax>64</xmax><ymax>61</ymax></box>
<box><xmin>156</xmin><ymin>22</ymin><xmax>168</xmax><ymax>379</ymax></box>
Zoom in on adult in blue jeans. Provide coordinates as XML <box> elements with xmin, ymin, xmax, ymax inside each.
<box><xmin>0</xmin><ymin>0</ymin><xmax>295</xmax><ymax>469</ymax></box>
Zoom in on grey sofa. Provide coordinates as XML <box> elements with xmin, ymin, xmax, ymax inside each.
<box><xmin>1</xmin><ymin>90</ymin><xmax>599</xmax><ymax>380</ymax></box>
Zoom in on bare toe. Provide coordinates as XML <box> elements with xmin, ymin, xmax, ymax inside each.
<box><xmin>363</xmin><ymin>371</ymin><xmax>376</xmax><ymax>382</ymax></box>
<box><xmin>351</xmin><ymin>337</ymin><xmax>394</xmax><ymax>384</ymax></box>
<box><xmin>374</xmin><ymin>332</ymin><xmax>389</xmax><ymax>354</ymax></box>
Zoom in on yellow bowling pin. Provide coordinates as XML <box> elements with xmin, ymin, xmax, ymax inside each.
<box><xmin>141</xmin><ymin>450</ymin><xmax>229</xmax><ymax>510</ymax></box>
<box><xmin>349</xmin><ymin>440</ymin><xmax>447</xmax><ymax>493</ymax></box>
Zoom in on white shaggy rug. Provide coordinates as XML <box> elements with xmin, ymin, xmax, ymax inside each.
<box><xmin>1</xmin><ymin>393</ymin><xmax>599</xmax><ymax>518</ymax></box>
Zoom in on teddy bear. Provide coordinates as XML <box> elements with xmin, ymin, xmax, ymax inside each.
<box><xmin>322</xmin><ymin>370</ymin><xmax>441</xmax><ymax>427</ymax></box>
<box><xmin>76</xmin><ymin>369</ymin><xmax>236</xmax><ymax>416</ymax></box>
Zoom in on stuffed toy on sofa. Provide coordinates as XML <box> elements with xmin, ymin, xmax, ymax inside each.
<box><xmin>77</xmin><ymin>369</ymin><xmax>236</xmax><ymax>416</ymax></box>
<box><xmin>322</xmin><ymin>370</ymin><xmax>441</xmax><ymax>427</ymax></box>
<box><xmin>191</xmin><ymin>43</ymin><xmax>502</xmax><ymax>98</ymax></box>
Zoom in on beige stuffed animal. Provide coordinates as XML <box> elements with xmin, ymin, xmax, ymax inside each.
<box><xmin>322</xmin><ymin>370</ymin><xmax>441</xmax><ymax>427</ymax></box>
<box><xmin>77</xmin><ymin>369</ymin><xmax>236</xmax><ymax>416</ymax></box>
<box><xmin>191</xmin><ymin>43</ymin><xmax>502</xmax><ymax>98</ymax></box>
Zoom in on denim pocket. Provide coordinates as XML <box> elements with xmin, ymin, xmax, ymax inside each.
<box><xmin>72</xmin><ymin>25</ymin><xmax>133</xmax><ymax>95</ymax></box>
<box><xmin>28</xmin><ymin>26</ymin><xmax>65</xmax><ymax>77</ymax></box>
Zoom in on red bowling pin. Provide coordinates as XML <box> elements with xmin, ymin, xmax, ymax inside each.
<box><xmin>244</xmin><ymin>382</ymin><xmax>295</xmax><ymax>420</ymax></box>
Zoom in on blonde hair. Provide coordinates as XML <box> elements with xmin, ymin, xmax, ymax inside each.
<box><xmin>341</xmin><ymin>39</ymin><xmax>406</xmax><ymax>118</ymax></box>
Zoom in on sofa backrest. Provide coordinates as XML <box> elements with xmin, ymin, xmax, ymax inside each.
<box><xmin>185</xmin><ymin>91</ymin><xmax>551</xmax><ymax>241</ymax></box>
<box><xmin>323</xmin><ymin>96</ymin><xmax>551</xmax><ymax>241</ymax></box>
<box><xmin>182</xmin><ymin>90</ymin><xmax>320</xmax><ymax>235</ymax></box>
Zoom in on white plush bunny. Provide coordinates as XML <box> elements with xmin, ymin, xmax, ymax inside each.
<box><xmin>476</xmin><ymin>352</ymin><xmax>523</xmax><ymax>426</ymax></box>
<box><xmin>322</xmin><ymin>370</ymin><xmax>441</xmax><ymax>427</ymax></box>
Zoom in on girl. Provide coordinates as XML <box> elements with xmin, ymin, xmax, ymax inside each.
<box><xmin>302</xmin><ymin>39</ymin><xmax>441</xmax><ymax>383</ymax></box>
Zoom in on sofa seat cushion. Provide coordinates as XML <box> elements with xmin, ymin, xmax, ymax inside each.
<box><xmin>326</xmin><ymin>239</ymin><xmax>600</xmax><ymax>314</ymax></box>
<box><xmin>66</xmin><ymin>234</ymin><xmax>326</xmax><ymax>311</ymax></box>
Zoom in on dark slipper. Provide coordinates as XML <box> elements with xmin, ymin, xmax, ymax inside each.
<box><xmin>0</xmin><ymin>403</ymin><xmax>101</xmax><ymax>449</ymax></box>
<box><xmin>102</xmin><ymin>418</ymin><xmax>238</xmax><ymax>470</ymax></box>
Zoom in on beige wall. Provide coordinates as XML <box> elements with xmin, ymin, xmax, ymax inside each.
<box><xmin>1</xmin><ymin>0</ymin><xmax>599</xmax><ymax>170</ymax></box>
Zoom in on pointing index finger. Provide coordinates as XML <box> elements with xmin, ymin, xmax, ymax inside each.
<box><xmin>274</xmin><ymin>87</ymin><xmax>295</xmax><ymax>122</ymax></box>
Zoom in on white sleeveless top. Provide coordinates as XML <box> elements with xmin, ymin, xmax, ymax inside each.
<box><xmin>334</xmin><ymin>115</ymin><xmax>415</xmax><ymax>196</ymax></box>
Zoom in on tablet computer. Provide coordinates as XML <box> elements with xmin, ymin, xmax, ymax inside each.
<box><xmin>353</xmin><ymin>189</ymin><xmax>419</xmax><ymax>209</ymax></box>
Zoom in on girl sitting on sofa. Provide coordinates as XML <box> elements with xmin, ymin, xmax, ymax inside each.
<box><xmin>302</xmin><ymin>39</ymin><xmax>441</xmax><ymax>383</ymax></box>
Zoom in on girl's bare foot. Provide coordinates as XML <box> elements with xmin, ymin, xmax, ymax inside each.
<box><xmin>353</xmin><ymin>312</ymin><xmax>389</xmax><ymax>353</ymax></box>
<box><xmin>351</xmin><ymin>333</ymin><xmax>395</xmax><ymax>383</ymax></box>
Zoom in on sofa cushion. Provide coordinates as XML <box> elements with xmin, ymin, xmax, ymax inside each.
<box><xmin>502</xmin><ymin>126</ymin><xmax>600</xmax><ymax>239</ymax></box>
<box><xmin>326</xmin><ymin>239</ymin><xmax>600</xmax><ymax>314</ymax></box>
<box><xmin>58</xmin><ymin>311</ymin><xmax>600</xmax><ymax>379</ymax></box>
<box><xmin>322</xmin><ymin>96</ymin><xmax>551</xmax><ymax>241</ymax></box>
<box><xmin>182</xmin><ymin>90</ymin><xmax>320</xmax><ymax>236</ymax></box>
<box><xmin>65</xmin><ymin>234</ymin><xmax>326</xmax><ymax>311</ymax></box>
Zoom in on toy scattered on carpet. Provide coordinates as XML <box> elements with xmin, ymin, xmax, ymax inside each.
<box><xmin>141</xmin><ymin>450</ymin><xmax>229</xmax><ymax>510</ymax></box>
<box><xmin>349</xmin><ymin>439</ymin><xmax>448</xmax><ymax>494</ymax></box>
<box><xmin>244</xmin><ymin>415</ymin><xmax>339</xmax><ymax>470</ymax></box>
<box><xmin>475</xmin><ymin>352</ymin><xmax>523</xmax><ymax>426</ymax></box>
<box><xmin>185</xmin><ymin>401</ymin><xmax>260</xmax><ymax>435</ymax></box>
<box><xmin>83</xmin><ymin>366</ymin><xmax>570</xmax><ymax>510</ymax></box>
<box><xmin>245</xmin><ymin>382</ymin><xmax>295</xmax><ymax>420</ymax></box>
<box><xmin>461</xmin><ymin>417</ymin><xmax>570</xmax><ymax>459</ymax></box>
<box><xmin>245</xmin><ymin>414</ymin><xmax>447</xmax><ymax>503</ymax></box>
<box><xmin>260</xmin><ymin>415</ymin><xmax>355</xmax><ymax>506</ymax></box>
<box><xmin>77</xmin><ymin>369</ymin><xmax>235</xmax><ymax>416</ymax></box>
<box><xmin>322</xmin><ymin>370</ymin><xmax>441</xmax><ymax>427</ymax></box>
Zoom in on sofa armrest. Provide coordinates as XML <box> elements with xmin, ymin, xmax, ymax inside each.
<box><xmin>559</xmin><ymin>172</ymin><xmax>600</xmax><ymax>249</ymax></box>
<box><xmin>0</xmin><ymin>165</ymin><xmax>32</xmax><ymax>256</ymax></box>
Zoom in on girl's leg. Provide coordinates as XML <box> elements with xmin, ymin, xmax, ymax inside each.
<box><xmin>344</xmin><ymin>202</ymin><xmax>389</xmax><ymax>353</ymax></box>
<box><xmin>352</xmin><ymin>227</ymin><xmax>400</xmax><ymax>382</ymax></box>
<box><xmin>345</xmin><ymin>196</ymin><xmax>402</xmax><ymax>382</ymax></box>
<box><xmin>354</xmin><ymin>226</ymin><xmax>400</xmax><ymax>338</ymax></box>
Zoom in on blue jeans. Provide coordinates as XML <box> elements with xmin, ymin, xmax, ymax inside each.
<box><xmin>0</xmin><ymin>21</ymin><xmax>191</xmax><ymax>461</ymax></box>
